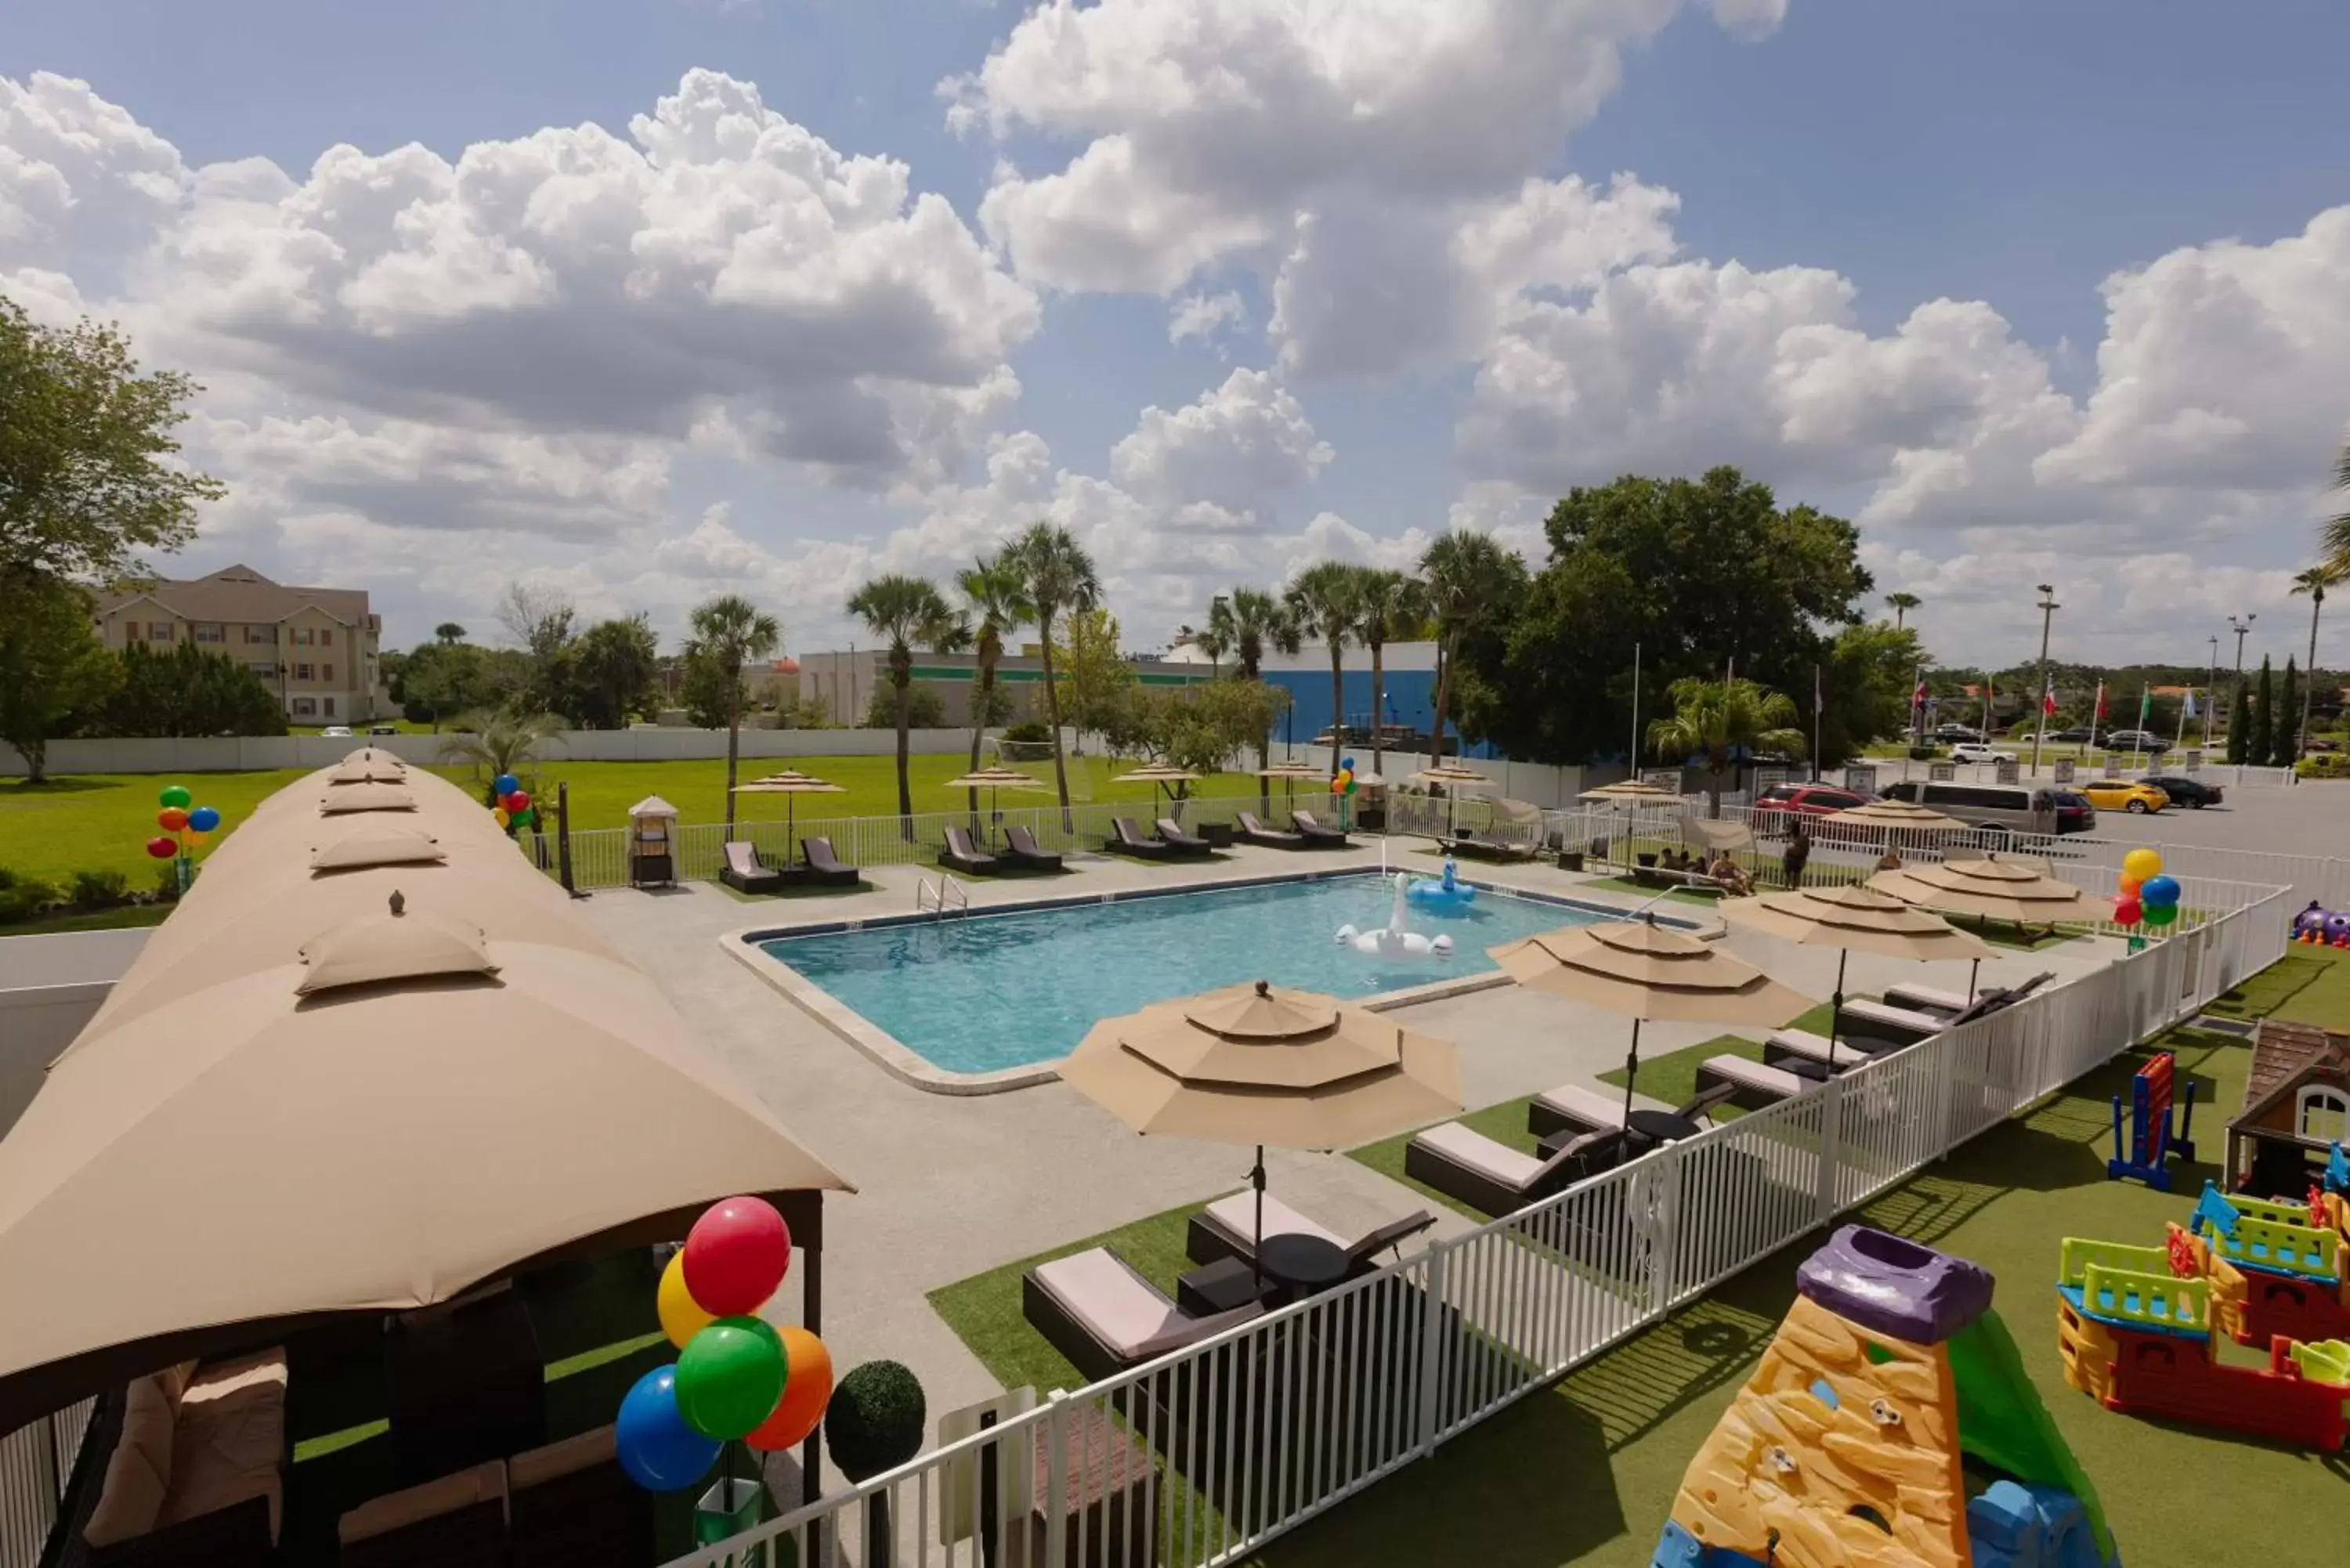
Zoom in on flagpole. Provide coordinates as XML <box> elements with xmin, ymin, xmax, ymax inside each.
<box><xmin>1812</xmin><ymin>661</ymin><xmax>1822</xmax><ymax>782</ymax></box>
<box><xmin>2175</xmin><ymin>687</ymin><xmax>2189</xmax><ymax>751</ymax></box>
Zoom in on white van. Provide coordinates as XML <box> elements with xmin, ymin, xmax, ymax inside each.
<box><xmin>1879</xmin><ymin>779</ymin><xmax>2070</xmax><ymax>836</ymax></box>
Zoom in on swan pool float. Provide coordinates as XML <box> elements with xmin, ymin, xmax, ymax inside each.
<box><xmin>1406</xmin><ymin>858</ymin><xmax>1477</xmax><ymax>909</ymax></box>
<box><xmin>1336</xmin><ymin>873</ymin><xmax>1454</xmax><ymax>960</ymax></box>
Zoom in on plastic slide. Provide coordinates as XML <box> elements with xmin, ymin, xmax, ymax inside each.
<box><xmin>1947</xmin><ymin>1310</ymin><xmax>2117</xmax><ymax>1565</ymax></box>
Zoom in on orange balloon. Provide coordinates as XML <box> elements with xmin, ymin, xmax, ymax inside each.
<box><xmin>2117</xmin><ymin>876</ymin><xmax>2142</xmax><ymax>899</ymax></box>
<box><xmin>157</xmin><ymin>807</ymin><xmax>190</xmax><ymax>833</ymax></box>
<box><xmin>744</xmin><ymin>1328</ymin><xmax>832</xmax><ymax>1452</ymax></box>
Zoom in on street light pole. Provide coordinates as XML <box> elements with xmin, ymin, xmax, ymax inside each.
<box><xmin>2227</xmin><ymin>614</ymin><xmax>2255</xmax><ymax>755</ymax></box>
<box><xmin>2029</xmin><ymin>584</ymin><xmax>2059</xmax><ymax>775</ymax></box>
<box><xmin>2204</xmin><ymin>634</ymin><xmax>2218</xmax><ymax>749</ymax></box>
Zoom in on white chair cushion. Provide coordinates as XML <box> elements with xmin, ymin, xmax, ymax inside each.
<box><xmin>1033</xmin><ymin>1249</ymin><xmax>1184</xmax><ymax>1360</ymax></box>
<box><xmin>1534</xmin><ymin>1084</ymin><xmax>1628</xmax><ymax>1131</ymax></box>
<box><xmin>1883</xmin><ymin>982</ymin><xmax>1970</xmax><ymax>1015</ymax></box>
<box><xmin>1704</xmin><ymin>1056</ymin><xmax>1807</xmax><ymax>1097</ymax></box>
<box><xmin>1412</xmin><ymin>1123</ymin><xmax>1543</xmax><ymax>1189</ymax></box>
<box><xmin>1842</xmin><ymin>999</ymin><xmax>1947</xmax><ymax>1034</ymax></box>
<box><xmin>1202</xmin><ymin>1192</ymin><xmax>1344</xmax><ymax>1249</ymax></box>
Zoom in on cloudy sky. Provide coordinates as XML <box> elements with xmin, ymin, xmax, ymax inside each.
<box><xmin>6</xmin><ymin>0</ymin><xmax>2348</xmax><ymax>670</ymax></box>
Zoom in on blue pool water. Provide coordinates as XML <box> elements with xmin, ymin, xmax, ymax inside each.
<box><xmin>757</xmin><ymin>873</ymin><xmax>1615</xmax><ymax>1075</ymax></box>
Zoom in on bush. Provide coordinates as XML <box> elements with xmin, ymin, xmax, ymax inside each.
<box><xmin>0</xmin><ymin>869</ymin><xmax>65</xmax><ymax>924</ymax></box>
<box><xmin>824</xmin><ymin>1360</ymin><xmax>926</xmax><ymax>1482</ymax></box>
<box><xmin>1000</xmin><ymin>720</ymin><xmax>1052</xmax><ymax>746</ymax></box>
<box><xmin>151</xmin><ymin>862</ymin><xmax>185</xmax><ymax>902</ymax></box>
<box><xmin>68</xmin><ymin>869</ymin><xmax>131</xmax><ymax>911</ymax></box>
<box><xmin>862</xmin><ymin>682</ymin><xmax>947</xmax><ymax>731</ymax></box>
<box><xmin>2296</xmin><ymin>753</ymin><xmax>2350</xmax><ymax>780</ymax></box>
<box><xmin>1907</xmin><ymin>744</ymin><xmax>1940</xmax><ymax>761</ymax></box>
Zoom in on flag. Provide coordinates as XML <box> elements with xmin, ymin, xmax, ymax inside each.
<box><xmin>1912</xmin><ymin>678</ymin><xmax>1928</xmax><ymax>709</ymax></box>
<box><xmin>2138</xmin><ymin>685</ymin><xmax>2151</xmax><ymax>725</ymax></box>
<box><xmin>2182</xmin><ymin>688</ymin><xmax>2199</xmax><ymax>720</ymax></box>
<box><xmin>2093</xmin><ymin>681</ymin><xmax>2108</xmax><ymax>721</ymax></box>
<box><xmin>2041</xmin><ymin>677</ymin><xmax>2057</xmax><ymax>717</ymax></box>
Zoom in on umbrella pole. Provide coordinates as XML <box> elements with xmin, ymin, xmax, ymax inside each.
<box><xmin>1621</xmin><ymin>1017</ymin><xmax>1643</xmax><ymax>1131</ymax></box>
<box><xmin>1967</xmin><ymin>956</ymin><xmax>1980</xmax><ymax>1007</ymax></box>
<box><xmin>1827</xmin><ymin>949</ymin><xmax>1849</xmax><ymax>1071</ymax></box>
<box><xmin>1252</xmin><ymin>1145</ymin><xmax>1267</xmax><ymax>1293</ymax></box>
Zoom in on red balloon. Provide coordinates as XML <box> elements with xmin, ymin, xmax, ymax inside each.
<box><xmin>2113</xmin><ymin>898</ymin><xmax>2142</xmax><ymax>927</ymax></box>
<box><xmin>682</xmin><ymin>1197</ymin><xmax>790</xmax><ymax>1317</ymax></box>
<box><xmin>503</xmin><ymin>790</ymin><xmax>531</xmax><ymax>815</ymax></box>
<box><xmin>145</xmin><ymin>836</ymin><xmax>179</xmax><ymax>860</ymax></box>
<box><xmin>157</xmin><ymin>807</ymin><xmax>190</xmax><ymax>833</ymax></box>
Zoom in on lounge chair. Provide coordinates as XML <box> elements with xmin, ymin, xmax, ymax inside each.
<box><xmin>1022</xmin><ymin>1247</ymin><xmax>1265</xmax><ymax>1384</ymax></box>
<box><xmin>1761</xmin><ymin>1028</ymin><xmax>1902</xmax><ymax>1075</ymax></box>
<box><xmin>1153</xmin><ymin>818</ymin><xmax>1216</xmax><ymax>856</ymax></box>
<box><xmin>798</xmin><ymin>836</ymin><xmax>860</xmax><ymax>887</ymax></box>
<box><xmin>1104</xmin><ymin>817</ymin><xmax>1175</xmax><ymax>859</ymax></box>
<box><xmin>1838</xmin><ymin>998</ymin><xmax>1947</xmax><ymax>1046</ymax></box>
<box><xmin>1693</xmin><ymin>1055</ymin><xmax>1810</xmax><ymax>1111</ymax></box>
<box><xmin>1184</xmin><ymin>1191</ymin><xmax>1437</xmax><ymax>1277</ymax></box>
<box><xmin>1289</xmin><ymin>810</ymin><xmax>1350</xmax><ymax>847</ymax></box>
<box><xmin>1235</xmin><ymin>811</ymin><xmax>1308</xmax><ymax>850</ymax></box>
<box><xmin>719</xmin><ymin>840</ymin><xmax>786</xmax><ymax>894</ymax></box>
<box><xmin>940</xmin><ymin>825</ymin><xmax>1002</xmax><ymax>875</ymax></box>
<box><xmin>1883</xmin><ymin>981</ymin><xmax>1971</xmax><ymax>1017</ymax></box>
<box><xmin>1524</xmin><ymin>1080</ymin><xmax>1739</xmax><ymax>1140</ymax></box>
<box><xmin>1002</xmin><ymin>824</ymin><xmax>1065</xmax><ymax>872</ymax></box>
<box><xmin>1403</xmin><ymin>1122</ymin><xmax>1626</xmax><ymax>1218</ymax></box>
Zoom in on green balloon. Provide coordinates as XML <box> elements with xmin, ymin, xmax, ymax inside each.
<box><xmin>158</xmin><ymin>785</ymin><xmax>192</xmax><ymax>810</ymax></box>
<box><xmin>2142</xmin><ymin>901</ymin><xmax>2178</xmax><ymax>927</ymax></box>
<box><xmin>674</xmin><ymin>1317</ymin><xmax>784</xmax><ymax>1440</ymax></box>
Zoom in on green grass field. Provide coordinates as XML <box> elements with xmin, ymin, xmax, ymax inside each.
<box><xmin>0</xmin><ymin>752</ymin><xmax>1269</xmax><ymax>886</ymax></box>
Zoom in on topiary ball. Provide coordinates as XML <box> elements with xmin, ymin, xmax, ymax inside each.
<box><xmin>823</xmin><ymin>1360</ymin><xmax>927</xmax><ymax>1482</ymax></box>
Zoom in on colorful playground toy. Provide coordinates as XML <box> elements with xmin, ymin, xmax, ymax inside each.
<box><xmin>2105</xmin><ymin>1050</ymin><xmax>2196</xmax><ymax>1190</ymax></box>
<box><xmin>1405</xmin><ymin>856</ymin><xmax>1477</xmax><ymax>909</ymax></box>
<box><xmin>1651</xmin><ymin>1225</ymin><xmax>2118</xmax><ymax>1568</ymax></box>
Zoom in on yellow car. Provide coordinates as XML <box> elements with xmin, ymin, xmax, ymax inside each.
<box><xmin>2081</xmin><ymin>779</ymin><xmax>2171</xmax><ymax>815</ymax></box>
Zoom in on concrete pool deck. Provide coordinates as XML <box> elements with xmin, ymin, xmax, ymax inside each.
<box><xmin>576</xmin><ymin>838</ymin><xmax>2125</xmax><ymax>1439</ymax></box>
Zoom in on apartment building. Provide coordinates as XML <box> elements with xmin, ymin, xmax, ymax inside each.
<box><xmin>91</xmin><ymin>564</ymin><xmax>389</xmax><ymax>723</ymax></box>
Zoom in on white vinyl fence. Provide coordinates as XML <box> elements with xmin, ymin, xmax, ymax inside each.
<box><xmin>657</xmin><ymin>884</ymin><xmax>2291</xmax><ymax>1568</ymax></box>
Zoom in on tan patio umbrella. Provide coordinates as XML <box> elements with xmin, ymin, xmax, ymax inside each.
<box><xmin>1061</xmin><ymin>979</ymin><xmax>1462</xmax><ymax>1285</ymax></box>
<box><xmin>1578</xmin><ymin>778</ymin><xmax>1679</xmax><ymax>867</ymax></box>
<box><xmin>1491</xmin><ymin>918</ymin><xmax>1813</xmax><ymax>1131</ymax></box>
<box><xmin>732</xmin><ymin>768</ymin><xmax>847</xmax><ymax>858</ymax></box>
<box><xmin>1114</xmin><ymin>763</ymin><xmax>1204</xmax><ymax>815</ymax></box>
<box><xmin>940</xmin><ymin>765</ymin><xmax>1051</xmax><ymax>821</ymax></box>
<box><xmin>1720</xmin><ymin>883</ymin><xmax>1995</xmax><ymax>1069</ymax></box>
<box><xmin>1412</xmin><ymin>761</ymin><xmax>1493</xmax><ymax>838</ymax></box>
<box><xmin>1682</xmin><ymin>818</ymin><xmax>1754</xmax><ymax>854</ymax></box>
<box><xmin>1821</xmin><ymin>797</ymin><xmax>1971</xmax><ymax>862</ymax></box>
<box><xmin>1870</xmin><ymin>857</ymin><xmax>2099</xmax><ymax>999</ymax></box>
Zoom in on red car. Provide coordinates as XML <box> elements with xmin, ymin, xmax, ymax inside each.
<box><xmin>1752</xmin><ymin>782</ymin><xmax>1871</xmax><ymax>835</ymax></box>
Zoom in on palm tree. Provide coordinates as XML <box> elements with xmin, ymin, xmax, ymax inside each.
<box><xmin>1175</xmin><ymin>618</ymin><xmax>1231</xmax><ymax>676</ymax></box>
<box><xmin>848</xmin><ymin>575</ymin><xmax>966</xmax><ymax>826</ymax></box>
<box><xmin>1885</xmin><ymin>591</ymin><xmax>1922</xmax><ymax>630</ymax></box>
<box><xmin>1352</xmin><ymin>568</ymin><xmax>1426</xmax><ymax>782</ymax></box>
<box><xmin>2291</xmin><ymin>565</ymin><xmax>2337</xmax><ymax>762</ymax></box>
<box><xmin>1285</xmin><ymin>562</ymin><xmax>1362</xmax><ymax>776</ymax></box>
<box><xmin>1209</xmin><ymin>587</ymin><xmax>1302</xmax><ymax>804</ymax></box>
<box><xmin>1009</xmin><ymin>522</ymin><xmax>1102</xmax><ymax>821</ymax></box>
<box><xmin>2323</xmin><ymin>443</ymin><xmax>2350</xmax><ymax>576</ymax></box>
<box><xmin>437</xmin><ymin>708</ymin><xmax>566</xmax><ymax>807</ymax></box>
<box><xmin>685</xmin><ymin>594</ymin><xmax>781</xmax><ymax>831</ymax></box>
<box><xmin>1645</xmin><ymin>677</ymin><xmax>1807</xmax><ymax>815</ymax></box>
<box><xmin>1419</xmin><ymin>531</ymin><xmax>1519</xmax><ymax>765</ymax></box>
<box><xmin>956</xmin><ymin>551</ymin><xmax>1032</xmax><ymax>818</ymax></box>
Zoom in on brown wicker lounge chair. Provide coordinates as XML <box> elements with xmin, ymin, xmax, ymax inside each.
<box><xmin>1153</xmin><ymin>818</ymin><xmax>1214</xmax><ymax>855</ymax></box>
<box><xmin>1289</xmin><ymin>810</ymin><xmax>1350</xmax><ymax>847</ymax></box>
<box><xmin>1002</xmin><ymin>824</ymin><xmax>1065</xmax><ymax>872</ymax></box>
<box><xmin>720</xmin><ymin>840</ymin><xmax>786</xmax><ymax>894</ymax></box>
<box><xmin>941</xmin><ymin>825</ymin><xmax>1002</xmax><ymax>875</ymax></box>
<box><xmin>1183</xmin><ymin>1191</ymin><xmax>1436</xmax><ymax>1276</ymax></box>
<box><xmin>1402</xmin><ymin>1122</ymin><xmax>1625</xmax><ymax>1218</ymax></box>
<box><xmin>799</xmin><ymin>836</ymin><xmax>861</xmax><ymax>887</ymax></box>
<box><xmin>1235</xmin><ymin>811</ymin><xmax>1307</xmax><ymax>849</ymax></box>
<box><xmin>1104</xmin><ymin>817</ymin><xmax>1175</xmax><ymax>858</ymax></box>
<box><xmin>1022</xmin><ymin>1247</ymin><xmax>1264</xmax><ymax>1384</ymax></box>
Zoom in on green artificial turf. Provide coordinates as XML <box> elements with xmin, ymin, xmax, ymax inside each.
<box><xmin>2202</xmin><ymin>944</ymin><xmax>2350</xmax><ymax>1025</ymax></box>
<box><xmin>0</xmin><ymin>753</ymin><xmax>1265</xmax><ymax>887</ymax></box>
<box><xmin>1596</xmin><ymin>1035</ymin><xmax>1766</xmax><ymax>1122</ymax></box>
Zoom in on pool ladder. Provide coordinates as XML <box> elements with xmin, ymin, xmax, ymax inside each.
<box><xmin>916</xmin><ymin>874</ymin><xmax>970</xmax><ymax>919</ymax></box>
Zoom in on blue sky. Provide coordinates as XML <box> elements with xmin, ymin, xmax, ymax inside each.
<box><xmin>5</xmin><ymin>1</ymin><xmax>2347</xmax><ymax>666</ymax></box>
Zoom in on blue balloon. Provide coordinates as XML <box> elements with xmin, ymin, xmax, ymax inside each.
<box><xmin>186</xmin><ymin>806</ymin><xmax>221</xmax><ymax>833</ymax></box>
<box><xmin>493</xmin><ymin>773</ymin><xmax>520</xmax><ymax>798</ymax></box>
<box><xmin>1341</xmin><ymin>756</ymin><xmax>1357</xmax><ymax>772</ymax></box>
<box><xmin>2139</xmin><ymin>874</ymin><xmax>2182</xmax><ymax>909</ymax></box>
<box><xmin>616</xmin><ymin>1366</ymin><xmax>720</xmax><ymax>1492</ymax></box>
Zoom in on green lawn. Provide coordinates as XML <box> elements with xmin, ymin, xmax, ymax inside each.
<box><xmin>0</xmin><ymin>902</ymin><xmax>175</xmax><ymax>936</ymax></box>
<box><xmin>0</xmin><ymin>753</ymin><xmax>1267</xmax><ymax>887</ymax></box>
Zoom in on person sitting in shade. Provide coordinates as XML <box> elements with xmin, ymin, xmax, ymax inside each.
<box><xmin>1706</xmin><ymin>852</ymin><xmax>1753</xmax><ymax>896</ymax></box>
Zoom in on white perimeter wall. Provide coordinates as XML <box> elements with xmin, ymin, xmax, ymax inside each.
<box><xmin>0</xmin><ymin>928</ymin><xmax>150</xmax><ymax>1140</ymax></box>
<box><xmin>0</xmin><ymin>727</ymin><xmax>1072</xmax><ymax>777</ymax></box>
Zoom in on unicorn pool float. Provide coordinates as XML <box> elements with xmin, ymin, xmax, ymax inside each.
<box><xmin>1336</xmin><ymin>873</ymin><xmax>1454</xmax><ymax>959</ymax></box>
<box><xmin>1406</xmin><ymin>857</ymin><xmax>1478</xmax><ymax>911</ymax></box>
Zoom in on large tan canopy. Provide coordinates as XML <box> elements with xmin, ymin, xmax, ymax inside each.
<box><xmin>0</xmin><ymin>764</ymin><xmax>845</xmax><ymax>1429</ymax></box>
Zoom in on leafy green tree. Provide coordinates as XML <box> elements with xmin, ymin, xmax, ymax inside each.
<box><xmin>1206</xmin><ymin>586</ymin><xmax>1300</xmax><ymax>800</ymax></box>
<box><xmin>1115</xmin><ymin>681</ymin><xmax>1289</xmax><ymax>782</ymax></box>
<box><xmin>0</xmin><ymin>295</ymin><xmax>223</xmax><ymax>585</ymax></box>
<box><xmin>1009</xmin><ymin>522</ymin><xmax>1101</xmax><ymax>818</ymax></box>
<box><xmin>563</xmin><ymin>615</ymin><xmax>660</xmax><ymax>729</ymax></box>
<box><xmin>1053</xmin><ymin>607</ymin><xmax>1133</xmax><ymax>754</ymax></box>
<box><xmin>862</xmin><ymin>681</ymin><xmax>947</xmax><ymax>730</ymax></box>
<box><xmin>2250</xmin><ymin>656</ymin><xmax>2275</xmax><ymax>765</ymax></box>
<box><xmin>2325</xmin><ymin>439</ymin><xmax>2350</xmax><ymax>577</ymax></box>
<box><xmin>2271</xmin><ymin>657</ymin><xmax>2301</xmax><ymax>768</ymax></box>
<box><xmin>679</xmin><ymin>646</ymin><xmax>743</xmax><ymax>732</ymax></box>
<box><xmin>1351</xmin><ymin>567</ymin><xmax>1426</xmax><ymax>779</ymax></box>
<box><xmin>2227</xmin><ymin>676</ymin><xmax>2250</xmax><ymax>764</ymax></box>
<box><xmin>399</xmin><ymin>640</ymin><xmax>497</xmax><ymax>729</ymax></box>
<box><xmin>1285</xmin><ymin>561</ymin><xmax>1361</xmax><ymax>774</ymax></box>
<box><xmin>433</xmin><ymin>622</ymin><xmax>467</xmax><ymax>645</ymax></box>
<box><xmin>846</xmin><ymin>574</ymin><xmax>964</xmax><ymax>824</ymax></box>
<box><xmin>1645</xmin><ymin>676</ymin><xmax>1806</xmax><ymax>813</ymax></box>
<box><xmin>99</xmin><ymin>639</ymin><xmax>287</xmax><ymax>738</ymax></box>
<box><xmin>684</xmin><ymin>594</ymin><xmax>781</xmax><ymax>829</ymax></box>
<box><xmin>955</xmin><ymin>551</ymin><xmax>1032</xmax><ymax>805</ymax></box>
<box><xmin>0</xmin><ymin>576</ymin><xmax>119</xmax><ymax>782</ymax></box>
<box><xmin>1420</xmin><ymin>530</ymin><xmax>1528</xmax><ymax>761</ymax></box>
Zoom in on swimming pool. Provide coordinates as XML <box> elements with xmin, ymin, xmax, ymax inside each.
<box><xmin>753</xmin><ymin>872</ymin><xmax>1625</xmax><ymax>1078</ymax></box>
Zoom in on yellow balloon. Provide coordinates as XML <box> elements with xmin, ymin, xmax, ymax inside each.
<box><xmin>658</xmin><ymin>1249</ymin><xmax>715</xmax><ymax>1350</ymax></box>
<box><xmin>183</xmin><ymin>829</ymin><xmax>210</xmax><ymax>848</ymax></box>
<box><xmin>2120</xmin><ymin>847</ymin><xmax>2162</xmax><ymax>883</ymax></box>
<box><xmin>492</xmin><ymin>806</ymin><xmax>511</xmax><ymax>827</ymax></box>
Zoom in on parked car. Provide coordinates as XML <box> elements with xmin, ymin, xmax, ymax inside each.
<box><xmin>1878</xmin><ymin>780</ymin><xmax>2081</xmax><ymax>836</ymax></box>
<box><xmin>2046</xmin><ymin>726</ymin><xmax>2105</xmax><ymax>746</ymax></box>
<box><xmin>2102</xmin><ymin>730</ymin><xmax>2167</xmax><ymax>754</ymax></box>
<box><xmin>1948</xmin><ymin>742</ymin><xmax>2016</xmax><ymax>764</ymax></box>
<box><xmin>2049</xmin><ymin>789</ymin><xmax>2098</xmax><ymax>834</ymax></box>
<box><xmin>320</xmin><ymin>724</ymin><xmax>354</xmax><ymax>738</ymax></box>
<box><xmin>2080</xmin><ymin>779</ymin><xmax>2169</xmax><ymax>815</ymax></box>
<box><xmin>368</xmin><ymin>723</ymin><xmax>400</xmax><ymax>736</ymax></box>
<box><xmin>2143</xmin><ymin>774</ymin><xmax>2223</xmax><ymax>808</ymax></box>
<box><xmin>1752</xmin><ymin>782</ymin><xmax>1872</xmax><ymax>835</ymax></box>
<box><xmin>1931</xmin><ymin>722</ymin><xmax>1985</xmax><ymax>742</ymax></box>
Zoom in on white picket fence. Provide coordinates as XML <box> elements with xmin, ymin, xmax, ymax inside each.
<box><xmin>657</xmin><ymin>883</ymin><xmax>2291</xmax><ymax>1568</ymax></box>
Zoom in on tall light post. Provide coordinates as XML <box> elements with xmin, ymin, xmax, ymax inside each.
<box><xmin>2226</xmin><ymin>614</ymin><xmax>2255</xmax><ymax>755</ymax></box>
<box><xmin>2204</xmin><ymin>634</ymin><xmax>2218</xmax><ymax>749</ymax></box>
<box><xmin>2029</xmin><ymin>584</ymin><xmax>2059</xmax><ymax>775</ymax></box>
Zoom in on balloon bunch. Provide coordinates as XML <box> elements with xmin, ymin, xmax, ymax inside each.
<box><xmin>2112</xmin><ymin>847</ymin><xmax>2180</xmax><ymax>932</ymax></box>
<box><xmin>490</xmin><ymin>772</ymin><xmax>537</xmax><ymax>834</ymax></box>
<box><xmin>1329</xmin><ymin>754</ymin><xmax>1358</xmax><ymax>797</ymax></box>
<box><xmin>144</xmin><ymin>784</ymin><xmax>225</xmax><ymax>894</ymax></box>
<box><xmin>616</xmin><ymin>1197</ymin><xmax>834</xmax><ymax>1495</ymax></box>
